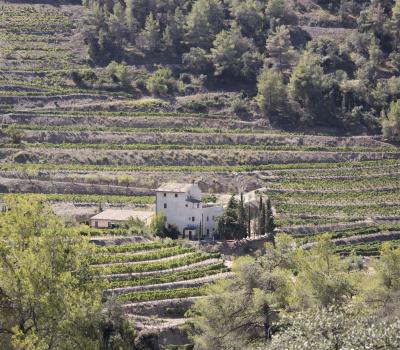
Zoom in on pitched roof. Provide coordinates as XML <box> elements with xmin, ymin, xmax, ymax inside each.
<box><xmin>156</xmin><ymin>182</ymin><xmax>194</xmax><ymax>193</ymax></box>
<box><xmin>90</xmin><ymin>209</ymin><xmax>154</xmax><ymax>222</ymax></box>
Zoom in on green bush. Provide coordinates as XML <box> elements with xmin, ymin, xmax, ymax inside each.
<box><xmin>146</xmin><ymin>68</ymin><xmax>172</xmax><ymax>96</ymax></box>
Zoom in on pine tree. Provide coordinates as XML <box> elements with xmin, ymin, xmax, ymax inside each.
<box><xmin>163</xmin><ymin>8</ymin><xmax>185</xmax><ymax>52</ymax></box>
<box><xmin>265</xmin><ymin>25</ymin><xmax>296</xmax><ymax>75</ymax></box>
<box><xmin>125</xmin><ymin>0</ymin><xmax>139</xmax><ymax>39</ymax></box>
<box><xmin>256</xmin><ymin>67</ymin><xmax>286</xmax><ymax>116</ymax></box>
<box><xmin>382</xmin><ymin>100</ymin><xmax>400</xmax><ymax>141</ymax></box>
<box><xmin>390</xmin><ymin>0</ymin><xmax>400</xmax><ymax>51</ymax></box>
<box><xmin>139</xmin><ymin>13</ymin><xmax>160</xmax><ymax>52</ymax></box>
<box><xmin>186</xmin><ymin>0</ymin><xmax>224</xmax><ymax>49</ymax></box>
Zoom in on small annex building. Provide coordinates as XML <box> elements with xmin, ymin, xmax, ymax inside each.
<box><xmin>156</xmin><ymin>182</ymin><xmax>224</xmax><ymax>240</ymax></box>
<box><xmin>90</xmin><ymin>209</ymin><xmax>153</xmax><ymax>229</ymax></box>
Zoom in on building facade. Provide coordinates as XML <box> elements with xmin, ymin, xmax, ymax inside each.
<box><xmin>155</xmin><ymin>182</ymin><xmax>223</xmax><ymax>240</ymax></box>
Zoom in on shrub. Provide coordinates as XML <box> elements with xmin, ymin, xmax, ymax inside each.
<box><xmin>180</xmin><ymin>73</ymin><xmax>192</xmax><ymax>84</ymax></box>
<box><xmin>382</xmin><ymin>100</ymin><xmax>400</xmax><ymax>141</ymax></box>
<box><xmin>231</xmin><ymin>98</ymin><xmax>248</xmax><ymax>116</ymax></box>
<box><xmin>183</xmin><ymin>47</ymin><xmax>212</xmax><ymax>74</ymax></box>
<box><xmin>106</xmin><ymin>61</ymin><xmax>131</xmax><ymax>89</ymax></box>
<box><xmin>146</xmin><ymin>68</ymin><xmax>172</xmax><ymax>96</ymax></box>
<box><xmin>4</xmin><ymin>125</ymin><xmax>24</xmax><ymax>144</ymax></box>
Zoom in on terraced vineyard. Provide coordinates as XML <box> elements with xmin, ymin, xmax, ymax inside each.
<box><xmin>1</xmin><ymin>3</ymin><xmax>400</xmax><ymax>255</ymax></box>
<box><xmin>263</xmin><ymin>161</ymin><xmax>400</xmax><ymax>255</ymax></box>
<box><xmin>90</xmin><ymin>237</ymin><xmax>230</xmax><ymax>333</ymax></box>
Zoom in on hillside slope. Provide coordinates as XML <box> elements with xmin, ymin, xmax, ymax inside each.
<box><xmin>0</xmin><ymin>2</ymin><xmax>399</xmax><ymax>245</ymax></box>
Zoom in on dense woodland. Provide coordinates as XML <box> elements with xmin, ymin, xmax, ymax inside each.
<box><xmin>80</xmin><ymin>0</ymin><xmax>400</xmax><ymax>136</ymax></box>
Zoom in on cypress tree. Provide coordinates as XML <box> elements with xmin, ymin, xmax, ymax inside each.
<box><xmin>266</xmin><ymin>198</ymin><xmax>276</xmax><ymax>233</ymax></box>
<box><xmin>238</xmin><ymin>193</ymin><xmax>247</xmax><ymax>239</ymax></box>
<box><xmin>247</xmin><ymin>205</ymin><xmax>251</xmax><ymax>238</ymax></box>
<box><xmin>258</xmin><ymin>200</ymin><xmax>266</xmax><ymax>236</ymax></box>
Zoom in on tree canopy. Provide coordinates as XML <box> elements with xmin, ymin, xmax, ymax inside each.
<box><xmin>188</xmin><ymin>234</ymin><xmax>400</xmax><ymax>350</ymax></box>
<box><xmin>81</xmin><ymin>0</ymin><xmax>400</xmax><ymax>134</ymax></box>
<box><xmin>0</xmin><ymin>196</ymin><xmax>104</xmax><ymax>350</ymax></box>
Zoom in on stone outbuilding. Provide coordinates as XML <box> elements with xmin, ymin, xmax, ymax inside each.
<box><xmin>90</xmin><ymin>209</ymin><xmax>154</xmax><ymax>229</ymax></box>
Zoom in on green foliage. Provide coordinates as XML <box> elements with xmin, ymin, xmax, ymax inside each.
<box><xmin>265</xmin><ymin>0</ymin><xmax>298</xmax><ymax>29</ymax></box>
<box><xmin>92</xmin><ymin>246</ymin><xmax>193</xmax><ymax>264</ymax></box>
<box><xmin>99</xmin><ymin>300</ymin><xmax>137</xmax><ymax>350</ymax></box>
<box><xmin>265</xmin><ymin>199</ymin><xmax>275</xmax><ymax>233</ymax></box>
<box><xmin>268</xmin><ymin>307</ymin><xmax>400</xmax><ymax>350</ymax></box>
<box><xmin>108</xmin><ymin>264</ymin><xmax>228</xmax><ymax>289</ymax></box>
<box><xmin>188</xmin><ymin>235</ymin><xmax>296</xmax><ymax>349</ymax></box>
<box><xmin>100</xmin><ymin>241</ymin><xmax>177</xmax><ymax>254</ymax></box>
<box><xmin>256</xmin><ymin>68</ymin><xmax>286</xmax><ymax>118</ymax></box>
<box><xmin>210</xmin><ymin>27</ymin><xmax>261</xmax><ymax>80</ymax></box>
<box><xmin>288</xmin><ymin>51</ymin><xmax>324</xmax><ymax>120</ymax></box>
<box><xmin>138</xmin><ymin>13</ymin><xmax>161</xmax><ymax>52</ymax></box>
<box><xmin>265</xmin><ymin>25</ymin><xmax>296</xmax><ymax>75</ymax></box>
<box><xmin>189</xmin><ymin>234</ymin><xmax>400</xmax><ymax>349</ymax></box>
<box><xmin>163</xmin><ymin>8</ymin><xmax>185</xmax><ymax>52</ymax></box>
<box><xmin>150</xmin><ymin>212</ymin><xmax>168</xmax><ymax>238</ymax></box>
<box><xmin>360</xmin><ymin>243</ymin><xmax>400</xmax><ymax>305</ymax></box>
<box><xmin>106</xmin><ymin>61</ymin><xmax>131</xmax><ymax>88</ymax></box>
<box><xmin>217</xmin><ymin>195</ymin><xmax>247</xmax><ymax>240</ymax></box>
<box><xmin>146</xmin><ymin>67</ymin><xmax>172</xmax><ymax>95</ymax></box>
<box><xmin>90</xmin><ymin>252</ymin><xmax>220</xmax><ymax>275</ymax></box>
<box><xmin>118</xmin><ymin>287</ymin><xmax>205</xmax><ymax>303</ymax></box>
<box><xmin>4</xmin><ymin>125</ymin><xmax>24</xmax><ymax>144</ymax></box>
<box><xmin>228</xmin><ymin>0</ymin><xmax>266</xmax><ymax>44</ymax></box>
<box><xmin>185</xmin><ymin>0</ymin><xmax>224</xmax><ymax>49</ymax></box>
<box><xmin>12</xmin><ymin>0</ymin><xmax>400</xmax><ymax>133</ymax></box>
<box><xmin>0</xmin><ymin>195</ymin><xmax>104</xmax><ymax>349</ymax></box>
<box><xmin>4</xmin><ymin>193</ymin><xmax>154</xmax><ymax>205</ymax></box>
<box><xmin>183</xmin><ymin>47</ymin><xmax>212</xmax><ymax>74</ymax></box>
<box><xmin>382</xmin><ymin>100</ymin><xmax>400</xmax><ymax>140</ymax></box>
<box><xmin>148</xmin><ymin>212</ymin><xmax>180</xmax><ymax>239</ymax></box>
<box><xmin>294</xmin><ymin>236</ymin><xmax>356</xmax><ymax>308</ymax></box>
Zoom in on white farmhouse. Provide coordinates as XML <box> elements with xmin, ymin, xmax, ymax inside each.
<box><xmin>156</xmin><ymin>182</ymin><xmax>224</xmax><ymax>240</ymax></box>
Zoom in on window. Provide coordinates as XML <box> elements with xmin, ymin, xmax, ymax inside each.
<box><xmin>206</xmin><ymin>216</ymin><xmax>209</xmax><ymax>222</ymax></box>
<box><xmin>197</xmin><ymin>203</ymin><xmax>200</xmax><ymax>208</ymax></box>
<box><xmin>207</xmin><ymin>229</ymin><xmax>210</xmax><ymax>235</ymax></box>
<box><xmin>175</xmin><ymin>193</ymin><xmax>178</xmax><ymax>198</ymax></box>
<box><xmin>163</xmin><ymin>193</ymin><xmax>166</xmax><ymax>197</ymax></box>
<box><xmin>164</xmin><ymin>203</ymin><xmax>167</xmax><ymax>209</ymax></box>
<box><xmin>185</xmin><ymin>204</ymin><xmax>188</xmax><ymax>207</ymax></box>
<box><xmin>192</xmin><ymin>217</ymin><xmax>195</xmax><ymax>222</ymax></box>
